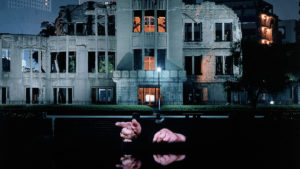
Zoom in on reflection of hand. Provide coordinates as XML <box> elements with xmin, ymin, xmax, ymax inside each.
<box><xmin>153</xmin><ymin>154</ymin><xmax>186</xmax><ymax>166</ymax></box>
<box><xmin>116</xmin><ymin>155</ymin><xmax>142</xmax><ymax>169</ymax></box>
<box><xmin>115</xmin><ymin>119</ymin><xmax>142</xmax><ymax>142</ymax></box>
<box><xmin>153</xmin><ymin>128</ymin><xmax>186</xmax><ymax>143</ymax></box>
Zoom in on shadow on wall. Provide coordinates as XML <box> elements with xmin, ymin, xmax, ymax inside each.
<box><xmin>117</xmin><ymin>53</ymin><xmax>133</xmax><ymax>70</ymax></box>
<box><xmin>166</xmin><ymin>58</ymin><xmax>181</xmax><ymax>70</ymax></box>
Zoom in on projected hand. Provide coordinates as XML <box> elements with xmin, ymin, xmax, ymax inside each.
<box><xmin>153</xmin><ymin>154</ymin><xmax>186</xmax><ymax>166</ymax></box>
<box><xmin>153</xmin><ymin>128</ymin><xmax>186</xmax><ymax>143</ymax></box>
<box><xmin>115</xmin><ymin>119</ymin><xmax>142</xmax><ymax>142</ymax></box>
<box><xmin>116</xmin><ymin>155</ymin><xmax>142</xmax><ymax>169</ymax></box>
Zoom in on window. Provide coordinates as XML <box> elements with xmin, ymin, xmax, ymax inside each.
<box><xmin>51</xmin><ymin>52</ymin><xmax>66</xmax><ymax>73</ymax></box>
<box><xmin>98</xmin><ymin>15</ymin><xmax>105</xmax><ymax>35</ymax></box>
<box><xmin>133</xmin><ymin>11</ymin><xmax>142</xmax><ymax>32</ymax></box>
<box><xmin>185</xmin><ymin>23</ymin><xmax>192</xmax><ymax>41</ymax></box>
<box><xmin>2</xmin><ymin>49</ymin><xmax>10</xmax><ymax>72</ymax></box>
<box><xmin>108</xmin><ymin>15</ymin><xmax>115</xmax><ymax>35</ymax></box>
<box><xmin>26</xmin><ymin>88</ymin><xmax>30</xmax><ymax>104</ymax></box>
<box><xmin>91</xmin><ymin>88</ymin><xmax>113</xmax><ymax>104</ymax></box>
<box><xmin>185</xmin><ymin>56</ymin><xmax>192</xmax><ymax>75</ymax></box>
<box><xmin>32</xmin><ymin>50</ymin><xmax>39</xmax><ymax>73</ymax></box>
<box><xmin>108</xmin><ymin>52</ymin><xmax>115</xmax><ymax>73</ymax></box>
<box><xmin>157</xmin><ymin>49</ymin><xmax>166</xmax><ymax>70</ymax></box>
<box><xmin>215</xmin><ymin>56</ymin><xmax>223</xmax><ymax>75</ymax></box>
<box><xmin>98</xmin><ymin>52</ymin><xmax>105</xmax><ymax>73</ymax></box>
<box><xmin>215</xmin><ymin>23</ymin><xmax>222</xmax><ymax>41</ymax></box>
<box><xmin>76</xmin><ymin>23</ymin><xmax>85</xmax><ymax>35</ymax></box>
<box><xmin>138</xmin><ymin>87</ymin><xmax>160</xmax><ymax>105</ymax></box>
<box><xmin>32</xmin><ymin>88</ymin><xmax>39</xmax><ymax>104</ymax></box>
<box><xmin>194</xmin><ymin>56</ymin><xmax>202</xmax><ymax>75</ymax></box>
<box><xmin>216</xmin><ymin>23</ymin><xmax>232</xmax><ymax>42</ymax></box>
<box><xmin>22</xmin><ymin>50</ymin><xmax>31</xmax><ymax>73</ymax></box>
<box><xmin>68</xmin><ymin>23</ymin><xmax>74</xmax><ymax>35</ymax></box>
<box><xmin>134</xmin><ymin>49</ymin><xmax>142</xmax><ymax>70</ymax></box>
<box><xmin>53</xmin><ymin>87</ymin><xmax>73</xmax><ymax>104</ymax></box>
<box><xmin>225</xmin><ymin>56</ymin><xmax>233</xmax><ymax>75</ymax></box>
<box><xmin>22</xmin><ymin>50</ymin><xmax>42</xmax><ymax>73</ymax></box>
<box><xmin>86</xmin><ymin>15</ymin><xmax>94</xmax><ymax>35</ymax></box>
<box><xmin>68</xmin><ymin>52</ymin><xmax>76</xmax><ymax>73</ymax></box>
<box><xmin>157</xmin><ymin>10</ymin><xmax>166</xmax><ymax>32</ymax></box>
<box><xmin>144</xmin><ymin>49</ymin><xmax>155</xmax><ymax>70</ymax></box>
<box><xmin>144</xmin><ymin>10</ymin><xmax>155</xmax><ymax>32</ymax></box>
<box><xmin>194</xmin><ymin>23</ymin><xmax>202</xmax><ymax>42</ymax></box>
<box><xmin>2</xmin><ymin>87</ymin><xmax>7</xmax><ymax>104</ymax></box>
<box><xmin>225</xmin><ymin>23</ymin><xmax>232</xmax><ymax>41</ymax></box>
<box><xmin>88</xmin><ymin>52</ymin><xmax>96</xmax><ymax>73</ymax></box>
<box><xmin>41</xmin><ymin>51</ymin><xmax>46</xmax><ymax>73</ymax></box>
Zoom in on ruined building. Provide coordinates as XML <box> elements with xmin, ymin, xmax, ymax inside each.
<box><xmin>0</xmin><ymin>0</ymin><xmax>242</xmax><ymax>105</ymax></box>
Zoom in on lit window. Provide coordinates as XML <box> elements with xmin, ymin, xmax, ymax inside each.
<box><xmin>144</xmin><ymin>10</ymin><xmax>155</xmax><ymax>32</ymax></box>
<box><xmin>157</xmin><ymin>10</ymin><xmax>166</xmax><ymax>32</ymax></box>
<box><xmin>144</xmin><ymin>49</ymin><xmax>155</xmax><ymax>70</ymax></box>
<box><xmin>133</xmin><ymin>11</ymin><xmax>142</xmax><ymax>32</ymax></box>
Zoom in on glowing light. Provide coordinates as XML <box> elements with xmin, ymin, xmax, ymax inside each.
<box><xmin>157</xmin><ymin>67</ymin><xmax>161</xmax><ymax>72</ymax></box>
<box><xmin>145</xmin><ymin>95</ymin><xmax>155</xmax><ymax>102</ymax></box>
<box><xmin>270</xmin><ymin>101</ymin><xmax>274</xmax><ymax>105</ymax></box>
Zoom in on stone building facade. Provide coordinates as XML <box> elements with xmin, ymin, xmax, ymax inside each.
<box><xmin>0</xmin><ymin>0</ymin><xmax>242</xmax><ymax>105</ymax></box>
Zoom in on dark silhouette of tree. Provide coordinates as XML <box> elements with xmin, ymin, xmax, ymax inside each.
<box><xmin>39</xmin><ymin>21</ymin><xmax>55</xmax><ymax>37</ymax></box>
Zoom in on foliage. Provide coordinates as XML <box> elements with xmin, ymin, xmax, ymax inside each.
<box><xmin>39</xmin><ymin>21</ymin><xmax>55</xmax><ymax>37</ymax></box>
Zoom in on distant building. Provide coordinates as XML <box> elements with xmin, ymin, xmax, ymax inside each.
<box><xmin>8</xmin><ymin>0</ymin><xmax>52</xmax><ymax>12</ymax></box>
<box><xmin>0</xmin><ymin>0</ymin><xmax>242</xmax><ymax>105</ymax></box>
<box><xmin>278</xmin><ymin>20</ymin><xmax>298</xmax><ymax>44</ymax></box>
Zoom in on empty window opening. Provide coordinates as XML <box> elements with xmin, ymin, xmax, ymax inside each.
<box><xmin>215</xmin><ymin>23</ymin><xmax>223</xmax><ymax>41</ymax></box>
<box><xmin>68</xmin><ymin>52</ymin><xmax>76</xmax><ymax>73</ymax></box>
<box><xmin>41</xmin><ymin>51</ymin><xmax>46</xmax><ymax>73</ymax></box>
<box><xmin>225</xmin><ymin>23</ymin><xmax>232</xmax><ymax>41</ymax></box>
<box><xmin>194</xmin><ymin>23</ymin><xmax>202</xmax><ymax>42</ymax></box>
<box><xmin>88</xmin><ymin>52</ymin><xmax>96</xmax><ymax>73</ymax></box>
<box><xmin>157</xmin><ymin>49</ymin><xmax>166</xmax><ymax>70</ymax></box>
<box><xmin>185</xmin><ymin>56</ymin><xmax>192</xmax><ymax>75</ymax></box>
<box><xmin>194</xmin><ymin>56</ymin><xmax>202</xmax><ymax>75</ymax></box>
<box><xmin>157</xmin><ymin>10</ymin><xmax>166</xmax><ymax>32</ymax></box>
<box><xmin>185</xmin><ymin>23</ymin><xmax>192</xmax><ymax>41</ymax></box>
<box><xmin>68</xmin><ymin>88</ymin><xmax>72</xmax><ymax>104</ymax></box>
<box><xmin>2</xmin><ymin>88</ymin><xmax>7</xmax><ymax>104</ymax></box>
<box><xmin>22</xmin><ymin>50</ymin><xmax>31</xmax><ymax>73</ymax></box>
<box><xmin>26</xmin><ymin>88</ymin><xmax>30</xmax><ymax>104</ymax></box>
<box><xmin>216</xmin><ymin>56</ymin><xmax>223</xmax><ymax>75</ymax></box>
<box><xmin>134</xmin><ymin>49</ymin><xmax>142</xmax><ymax>70</ymax></box>
<box><xmin>2</xmin><ymin>49</ymin><xmax>10</xmax><ymax>72</ymax></box>
<box><xmin>225</xmin><ymin>56</ymin><xmax>233</xmax><ymax>75</ymax></box>
<box><xmin>138</xmin><ymin>87</ymin><xmax>161</xmax><ymax>106</ymax></box>
<box><xmin>144</xmin><ymin>49</ymin><xmax>155</xmax><ymax>70</ymax></box>
<box><xmin>32</xmin><ymin>50</ymin><xmax>39</xmax><ymax>73</ymax></box>
<box><xmin>58</xmin><ymin>88</ymin><xmax>66</xmax><ymax>104</ymax></box>
<box><xmin>98</xmin><ymin>15</ymin><xmax>105</xmax><ymax>35</ymax></box>
<box><xmin>51</xmin><ymin>52</ymin><xmax>66</xmax><ymax>73</ymax></box>
<box><xmin>53</xmin><ymin>88</ymin><xmax>57</xmax><ymax>104</ymax></box>
<box><xmin>98</xmin><ymin>52</ymin><xmax>105</xmax><ymax>73</ymax></box>
<box><xmin>86</xmin><ymin>15</ymin><xmax>94</xmax><ymax>35</ymax></box>
<box><xmin>68</xmin><ymin>23</ymin><xmax>74</xmax><ymax>35</ymax></box>
<box><xmin>108</xmin><ymin>15</ymin><xmax>115</xmax><ymax>35</ymax></box>
<box><xmin>133</xmin><ymin>11</ymin><xmax>142</xmax><ymax>32</ymax></box>
<box><xmin>144</xmin><ymin>10</ymin><xmax>155</xmax><ymax>32</ymax></box>
<box><xmin>76</xmin><ymin>23</ymin><xmax>85</xmax><ymax>35</ymax></box>
<box><xmin>32</xmin><ymin>88</ymin><xmax>39</xmax><ymax>104</ymax></box>
<box><xmin>91</xmin><ymin>88</ymin><xmax>113</xmax><ymax>104</ymax></box>
<box><xmin>108</xmin><ymin>52</ymin><xmax>115</xmax><ymax>73</ymax></box>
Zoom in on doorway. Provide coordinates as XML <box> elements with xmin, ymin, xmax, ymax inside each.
<box><xmin>138</xmin><ymin>87</ymin><xmax>161</xmax><ymax>106</ymax></box>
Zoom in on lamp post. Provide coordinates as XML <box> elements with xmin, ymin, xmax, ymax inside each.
<box><xmin>157</xmin><ymin>67</ymin><xmax>161</xmax><ymax>111</ymax></box>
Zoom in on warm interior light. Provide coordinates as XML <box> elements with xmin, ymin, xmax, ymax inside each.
<box><xmin>145</xmin><ymin>95</ymin><xmax>155</xmax><ymax>102</ymax></box>
<box><xmin>157</xmin><ymin>67</ymin><xmax>161</xmax><ymax>72</ymax></box>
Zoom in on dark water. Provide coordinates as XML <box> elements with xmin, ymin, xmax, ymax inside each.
<box><xmin>1</xmin><ymin>118</ymin><xmax>300</xmax><ymax>169</ymax></box>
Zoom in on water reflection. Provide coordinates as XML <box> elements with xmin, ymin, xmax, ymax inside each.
<box><xmin>116</xmin><ymin>154</ymin><xmax>186</xmax><ymax>168</ymax></box>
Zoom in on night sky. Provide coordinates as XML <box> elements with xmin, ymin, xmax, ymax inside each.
<box><xmin>0</xmin><ymin>0</ymin><xmax>298</xmax><ymax>34</ymax></box>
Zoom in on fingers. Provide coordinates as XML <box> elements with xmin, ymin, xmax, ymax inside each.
<box><xmin>115</xmin><ymin>122</ymin><xmax>130</xmax><ymax>128</ymax></box>
<box><xmin>131</xmin><ymin>119</ymin><xmax>142</xmax><ymax>135</ymax></box>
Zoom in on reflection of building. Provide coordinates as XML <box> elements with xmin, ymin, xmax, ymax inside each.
<box><xmin>0</xmin><ymin>0</ymin><xmax>242</xmax><ymax>105</ymax></box>
<box><xmin>205</xmin><ymin>0</ymin><xmax>278</xmax><ymax>45</ymax></box>
<box><xmin>8</xmin><ymin>0</ymin><xmax>51</xmax><ymax>12</ymax></box>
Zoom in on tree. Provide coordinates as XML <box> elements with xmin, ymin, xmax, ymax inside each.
<box><xmin>225</xmin><ymin>40</ymin><xmax>290</xmax><ymax>108</ymax></box>
<box><xmin>39</xmin><ymin>21</ymin><xmax>55</xmax><ymax>37</ymax></box>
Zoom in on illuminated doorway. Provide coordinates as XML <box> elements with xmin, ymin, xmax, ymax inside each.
<box><xmin>138</xmin><ymin>87</ymin><xmax>161</xmax><ymax>106</ymax></box>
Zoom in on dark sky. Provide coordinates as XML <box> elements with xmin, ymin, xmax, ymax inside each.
<box><xmin>0</xmin><ymin>0</ymin><xmax>298</xmax><ymax>34</ymax></box>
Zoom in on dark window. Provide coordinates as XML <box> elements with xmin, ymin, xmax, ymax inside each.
<box><xmin>215</xmin><ymin>23</ymin><xmax>222</xmax><ymax>41</ymax></box>
<box><xmin>133</xmin><ymin>11</ymin><xmax>142</xmax><ymax>32</ymax></box>
<box><xmin>194</xmin><ymin>56</ymin><xmax>202</xmax><ymax>75</ymax></box>
<box><xmin>225</xmin><ymin>56</ymin><xmax>233</xmax><ymax>75</ymax></box>
<box><xmin>88</xmin><ymin>52</ymin><xmax>96</xmax><ymax>73</ymax></box>
<box><xmin>91</xmin><ymin>88</ymin><xmax>96</xmax><ymax>104</ymax></box>
<box><xmin>32</xmin><ymin>88</ymin><xmax>39</xmax><ymax>104</ymax></box>
<box><xmin>76</xmin><ymin>23</ymin><xmax>85</xmax><ymax>35</ymax></box>
<box><xmin>2</xmin><ymin>50</ymin><xmax>10</xmax><ymax>72</ymax></box>
<box><xmin>53</xmin><ymin>88</ymin><xmax>57</xmax><ymax>104</ymax></box>
<box><xmin>98</xmin><ymin>52</ymin><xmax>105</xmax><ymax>73</ymax></box>
<box><xmin>98</xmin><ymin>15</ymin><xmax>105</xmax><ymax>35</ymax></box>
<box><xmin>194</xmin><ymin>23</ymin><xmax>202</xmax><ymax>42</ymax></box>
<box><xmin>58</xmin><ymin>88</ymin><xmax>66</xmax><ymax>104</ymax></box>
<box><xmin>92</xmin><ymin>88</ymin><xmax>113</xmax><ymax>104</ymax></box>
<box><xmin>108</xmin><ymin>52</ymin><xmax>115</xmax><ymax>73</ymax></box>
<box><xmin>185</xmin><ymin>23</ymin><xmax>192</xmax><ymax>41</ymax></box>
<box><xmin>2</xmin><ymin>88</ymin><xmax>6</xmax><ymax>104</ymax></box>
<box><xmin>108</xmin><ymin>15</ymin><xmax>115</xmax><ymax>35</ymax></box>
<box><xmin>68</xmin><ymin>52</ymin><xmax>76</xmax><ymax>73</ymax></box>
<box><xmin>86</xmin><ymin>15</ymin><xmax>94</xmax><ymax>35</ymax></box>
<box><xmin>225</xmin><ymin>23</ymin><xmax>232</xmax><ymax>41</ymax></box>
<box><xmin>51</xmin><ymin>52</ymin><xmax>66</xmax><ymax>73</ymax></box>
<box><xmin>185</xmin><ymin>56</ymin><xmax>192</xmax><ymax>75</ymax></box>
<box><xmin>134</xmin><ymin>49</ymin><xmax>142</xmax><ymax>70</ymax></box>
<box><xmin>216</xmin><ymin>56</ymin><xmax>223</xmax><ymax>75</ymax></box>
<box><xmin>26</xmin><ymin>88</ymin><xmax>30</xmax><ymax>104</ymax></box>
<box><xmin>68</xmin><ymin>23</ymin><xmax>74</xmax><ymax>35</ymax></box>
<box><xmin>41</xmin><ymin>51</ymin><xmax>46</xmax><ymax>73</ymax></box>
<box><xmin>68</xmin><ymin>88</ymin><xmax>72</xmax><ymax>104</ymax></box>
<box><xmin>157</xmin><ymin>49</ymin><xmax>166</xmax><ymax>70</ymax></box>
<box><xmin>157</xmin><ymin>10</ymin><xmax>166</xmax><ymax>32</ymax></box>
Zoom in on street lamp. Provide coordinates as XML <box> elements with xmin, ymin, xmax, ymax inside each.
<box><xmin>157</xmin><ymin>67</ymin><xmax>161</xmax><ymax>111</ymax></box>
